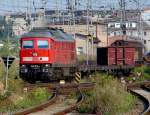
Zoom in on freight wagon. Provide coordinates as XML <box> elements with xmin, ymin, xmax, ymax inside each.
<box><xmin>78</xmin><ymin>46</ymin><xmax>135</xmax><ymax>76</ymax></box>
<box><xmin>97</xmin><ymin>47</ymin><xmax>135</xmax><ymax>75</ymax></box>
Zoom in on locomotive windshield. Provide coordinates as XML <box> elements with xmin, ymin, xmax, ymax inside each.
<box><xmin>22</xmin><ymin>40</ymin><xmax>33</xmax><ymax>48</ymax></box>
<box><xmin>37</xmin><ymin>40</ymin><xmax>49</xmax><ymax>48</ymax></box>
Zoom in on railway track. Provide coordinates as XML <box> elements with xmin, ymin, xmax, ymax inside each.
<box><xmin>127</xmin><ymin>82</ymin><xmax>150</xmax><ymax>115</ymax></box>
<box><xmin>23</xmin><ymin>82</ymin><xmax>95</xmax><ymax>93</ymax></box>
<box><xmin>13</xmin><ymin>81</ymin><xmax>150</xmax><ymax>115</ymax></box>
<box><xmin>13</xmin><ymin>83</ymin><xmax>94</xmax><ymax>115</ymax></box>
<box><xmin>142</xmin><ymin>84</ymin><xmax>150</xmax><ymax>92</ymax></box>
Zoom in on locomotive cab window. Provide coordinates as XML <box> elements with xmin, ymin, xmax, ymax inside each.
<box><xmin>37</xmin><ymin>40</ymin><xmax>49</xmax><ymax>48</ymax></box>
<box><xmin>22</xmin><ymin>40</ymin><xmax>33</xmax><ymax>48</ymax></box>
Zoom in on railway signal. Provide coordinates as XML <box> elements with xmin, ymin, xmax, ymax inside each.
<box><xmin>2</xmin><ymin>56</ymin><xmax>15</xmax><ymax>69</ymax></box>
<box><xmin>2</xmin><ymin>56</ymin><xmax>15</xmax><ymax>91</ymax></box>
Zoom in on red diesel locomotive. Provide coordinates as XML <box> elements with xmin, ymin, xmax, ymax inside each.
<box><xmin>20</xmin><ymin>28</ymin><xmax>76</xmax><ymax>82</ymax></box>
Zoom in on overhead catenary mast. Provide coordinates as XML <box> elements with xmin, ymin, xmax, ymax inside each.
<box><xmin>86</xmin><ymin>0</ymin><xmax>90</xmax><ymax>66</ymax></box>
<box><xmin>136</xmin><ymin>0</ymin><xmax>143</xmax><ymax>40</ymax></box>
<box><xmin>26</xmin><ymin>0</ymin><xmax>32</xmax><ymax>30</ymax></box>
<box><xmin>119</xmin><ymin>0</ymin><xmax>126</xmax><ymax>39</ymax></box>
<box><xmin>66</xmin><ymin>0</ymin><xmax>76</xmax><ymax>37</ymax></box>
<box><xmin>55</xmin><ymin>0</ymin><xmax>60</xmax><ymax>23</ymax></box>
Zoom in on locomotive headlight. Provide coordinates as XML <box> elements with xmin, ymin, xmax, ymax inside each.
<box><xmin>21</xmin><ymin>65</ymin><xmax>26</xmax><ymax>67</ymax></box>
<box><xmin>45</xmin><ymin>64</ymin><xmax>49</xmax><ymax>67</ymax></box>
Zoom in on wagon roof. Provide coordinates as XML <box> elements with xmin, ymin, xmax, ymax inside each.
<box><xmin>21</xmin><ymin>28</ymin><xmax>74</xmax><ymax>42</ymax></box>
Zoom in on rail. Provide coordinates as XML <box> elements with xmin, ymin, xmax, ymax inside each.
<box><xmin>127</xmin><ymin>82</ymin><xmax>150</xmax><ymax>115</ymax></box>
<box><xmin>13</xmin><ymin>89</ymin><xmax>58</xmax><ymax>115</ymax></box>
<box><xmin>54</xmin><ymin>87</ymin><xmax>84</xmax><ymax>115</ymax></box>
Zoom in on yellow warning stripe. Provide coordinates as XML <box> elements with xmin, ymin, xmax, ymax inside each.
<box><xmin>75</xmin><ymin>77</ymin><xmax>80</xmax><ymax>82</ymax></box>
<box><xmin>75</xmin><ymin>72</ymin><xmax>81</xmax><ymax>83</ymax></box>
<box><xmin>75</xmin><ymin>73</ymin><xmax>81</xmax><ymax>79</ymax></box>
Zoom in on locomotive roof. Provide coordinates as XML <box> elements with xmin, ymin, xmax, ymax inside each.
<box><xmin>21</xmin><ymin>28</ymin><xmax>74</xmax><ymax>42</ymax></box>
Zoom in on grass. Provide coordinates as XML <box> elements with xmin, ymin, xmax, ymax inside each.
<box><xmin>132</xmin><ymin>65</ymin><xmax>150</xmax><ymax>82</ymax></box>
<box><xmin>0</xmin><ymin>60</ymin><xmax>50</xmax><ymax>113</ymax></box>
<box><xmin>0</xmin><ymin>60</ymin><xmax>23</xmax><ymax>94</ymax></box>
<box><xmin>0</xmin><ymin>87</ymin><xmax>50</xmax><ymax>112</ymax></box>
<box><xmin>0</xmin><ymin>59</ymin><xmax>5</xmax><ymax>81</ymax></box>
<box><xmin>78</xmin><ymin>73</ymin><xmax>137</xmax><ymax>115</ymax></box>
<box><xmin>14</xmin><ymin>87</ymin><xmax>49</xmax><ymax>110</ymax></box>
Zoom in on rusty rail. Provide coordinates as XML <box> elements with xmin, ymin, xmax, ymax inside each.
<box><xmin>142</xmin><ymin>84</ymin><xmax>150</xmax><ymax>92</ymax></box>
<box><xmin>23</xmin><ymin>82</ymin><xmax>95</xmax><ymax>92</ymax></box>
<box><xmin>54</xmin><ymin>87</ymin><xmax>84</xmax><ymax>115</ymax></box>
<box><xmin>127</xmin><ymin>82</ymin><xmax>150</xmax><ymax>115</ymax></box>
<box><xmin>13</xmin><ymin>90</ymin><xmax>58</xmax><ymax>115</ymax></box>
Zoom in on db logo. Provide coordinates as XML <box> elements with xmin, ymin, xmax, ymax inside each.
<box><xmin>32</xmin><ymin>52</ymin><xmax>37</xmax><ymax>56</ymax></box>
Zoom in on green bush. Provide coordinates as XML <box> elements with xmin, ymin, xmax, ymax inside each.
<box><xmin>78</xmin><ymin>91</ymin><xmax>96</xmax><ymax>113</ymax></box>
<box><xmin>30</xmin><ymin>87</ymin><xmax>49</xmax><ymax>102</ymax></box>
<box><xmin>133</xmin><ymin>65</ymin><xmax>150</xmax><ymax>81</ymax></box>
<box><xmin>78</xmin><ymin>73</ymin><xmax>136</xmax><ymax>115</ymax></box>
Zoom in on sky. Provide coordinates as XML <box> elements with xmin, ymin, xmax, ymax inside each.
<box><xmin>0</xmin><ymin>0</ymin><xmax>150</xmax><ymax>14</ymax></box>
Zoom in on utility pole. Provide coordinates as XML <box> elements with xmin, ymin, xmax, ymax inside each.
<box><xmin>41</xmin><ymin>0</ymin><xmax>48</xmax><ymax>21</ymax></box>
<box><xmin>26</xmin><ymin>0</ymin><xmax>32</xmax><ymax>30</ymax></box>
<box><xmin>89</xmin><ymin>0</ymin><xmax>94</xmax><ymax>58</ymax></box>
<box><xmin>120</xmin><ymin>0</ymin><xmax>126</xmax><ymax>39</ymax></box>
<box><xmin>55</xmin><ymin>0</ymin><xmax>60</xmax><ymax>23</ymax></box>
<box><xmin>66</xmin><ymin>0</ymin><xmax>76</xmax><ymax>37</ymax></box>
<box><xmin>6</xmin><ymin>18</ymin><xmax>10</xmax><ymax>91</ymax></box>
<box><xmin>86</xmin><ymin>0</ymin><xmax>93</xmax><ymax>65</ymax></box>
<box><xmin>72</xmin><ymin>0</ymin><xmax>76</xmax><ymax>40</ymax></box>
<box><xmin>120</xmin><ymin>0</ymin><xmax>126</xmax><ymax>25</ymax></box>
<box><xmin>136</xmin><ymin>0</ymin><xmax>143</xmax><ymax>41</ymax></box>
<box><xmin>86</xmin><ymin>0</ymin><xmax>89</xmax><ymax>66</ymax></box>
<box><xmin>61</xmin><ymin>0</ymin><xmax>65</xmax><ymax>25</ymax></box>
<box><xmin>66</xmin><ymin>0</ymin><xmax>71</xmax><ymax>33</ymax></box>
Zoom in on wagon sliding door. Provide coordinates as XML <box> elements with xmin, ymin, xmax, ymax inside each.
<box><xmin>108</xmin><ymin>48</ymin><xmax>116</xmax><ymax>65</ymax></box>
<box><xmin>116</xmin><ymin>48</ymin><xmax>124</xmax><ymax>65</ymax></box>
<box><xmin>124</xmin><ymin>48</ymin><xmax>135</xmax><ymax>65</ymax></box>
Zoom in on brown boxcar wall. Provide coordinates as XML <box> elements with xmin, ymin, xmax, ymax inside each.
<box><xmin>97</xmin><ymin>47</ymin><xmax>135</xmax><ymax>66</ymax></box>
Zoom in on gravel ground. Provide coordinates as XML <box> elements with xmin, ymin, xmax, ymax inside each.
<box><xmin>29</xmin><ymin>95</ymin><xmax>76</xmax><ymax>115</ymax></box>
